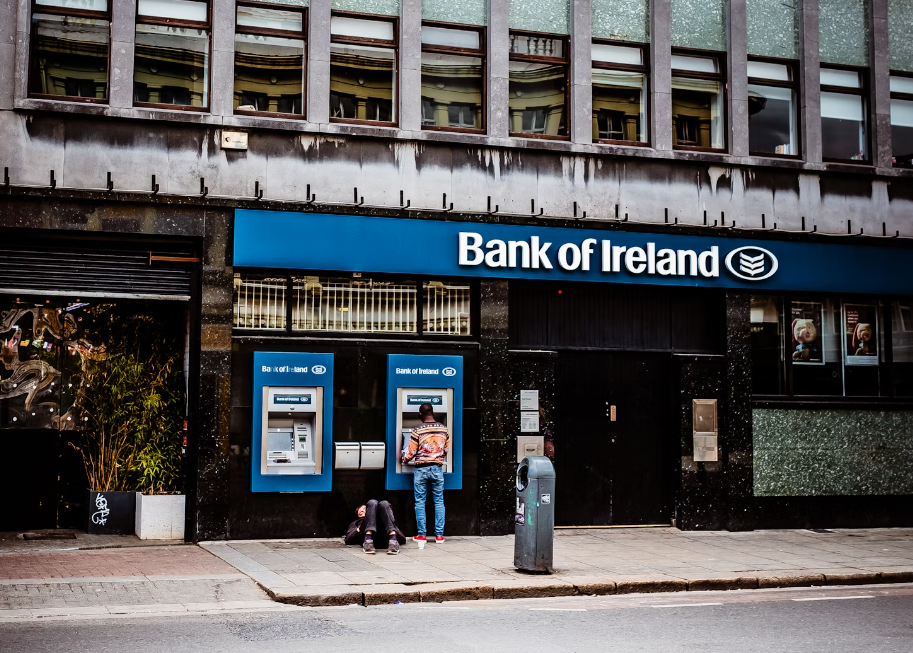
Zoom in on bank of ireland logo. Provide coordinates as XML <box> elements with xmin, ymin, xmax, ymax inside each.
<box><xmin>725</xmin><ymin>246</ymin><xmax>778</xmax><ymax>281</ymax></box>
<box><xmin>312</xmin><ymin>365</ymin><xmax>327</xmax><ymax>375</ymax></box>
<box><xmin>442</xmin><ymin>367</ymin><xmax>457</xmax><ymax>377</ymax></box>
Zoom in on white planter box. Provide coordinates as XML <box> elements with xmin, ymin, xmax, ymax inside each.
<box><xmin>135</xmin><ymin>493</ymin><xmax>185</xmax><ymax>540</ymax></box>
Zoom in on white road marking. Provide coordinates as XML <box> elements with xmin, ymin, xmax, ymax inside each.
<box><xmin>651</xmin><ymin>603</ymin><xmax>723</xmax><ymax>608</ymax></box>
<box><xmin>529</xmin><ymin>608</ymin><xmax>587</xmax><ymax>612</ymax></box>
<box><xmin>791</xmin><ymin>596</ymin><xmax>875</xmax><ymax>602</ymax></box>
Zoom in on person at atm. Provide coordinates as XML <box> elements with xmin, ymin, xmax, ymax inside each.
<box><xmin>402</xmin><ymin>402</ymin><xmax>449</xmax><ymax>544</ymax></box>
<box><xmin>344</xmin><ymin>499</ymin><xmax>407</xmax><ymax>555</ymax></box>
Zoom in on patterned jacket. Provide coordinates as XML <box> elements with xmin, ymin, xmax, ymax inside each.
<box><xmin>403</xmin><ymin>421</ymin><xmax>450</xmax><ymax>466</ymax></box>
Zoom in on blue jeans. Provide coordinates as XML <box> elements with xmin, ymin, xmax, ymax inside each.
<box><xmin>413</xmin><ymin>465</ymin><xmax>445</xmax><ymax>536</ymax></box>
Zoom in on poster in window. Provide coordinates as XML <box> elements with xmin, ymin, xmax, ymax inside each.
<box><xmin>790</xmin><ymin>302</ymin><xmax>824</xmax><ymax>365</ymax></box>
<box><xmin>844</xmin><ymin>303</ymin><xmax>879</xmax><ymax>366</ymax></box>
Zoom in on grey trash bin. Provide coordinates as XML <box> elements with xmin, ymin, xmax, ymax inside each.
<box><xmin>514</xmin><ymin>455</ymin><xmax>555</xmax><ymax>573</ymax></box>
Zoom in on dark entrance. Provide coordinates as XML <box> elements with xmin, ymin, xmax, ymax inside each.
<box><xmin>555</xmin><ymin>351</ymin><xmax>672</xmax><ymax>526</ymax></box>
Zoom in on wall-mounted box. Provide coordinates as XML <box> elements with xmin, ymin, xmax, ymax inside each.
<box><xmin>360</xmin><ymin>442</ymin><xmax>385</xmax><ymax>469</ymax></box>
<box><xmin>692</xmin><ymin>399</ymin><xmax>719</xmax><ymax>462</ymax></box>
<box><xmin>334</xmin><ymin>442</ymin><xmax>360</xmax><ymax>469</ymax></box>
<box><xmin>517</xmin><ymin>435</ymin><xmax>544</xmax><ymax>462</ymax></box>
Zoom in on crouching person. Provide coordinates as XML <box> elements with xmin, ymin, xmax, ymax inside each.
<box><xmin>344</xmin><ymin>499</ymin><xmax>407</xmax><ymax>555</ymax></box>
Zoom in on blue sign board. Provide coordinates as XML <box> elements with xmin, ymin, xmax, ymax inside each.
<box><xmin>386</xmin><ymin>354</ymin><xmax>463</xmax><ymax>491</ymax></box>
<box><xmin>252</xmin><ymin>352</ymin><xmax>334</xmax><ymax>493</ymax></box>
<box><xmin>234</xmin><ymin>210</ymin><xmax>913</xmax><ymax>295</ymax></box>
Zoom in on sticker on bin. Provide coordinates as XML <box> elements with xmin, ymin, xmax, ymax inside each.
<box><xmin>541</xmin><ymin>494</ymin><xmax>551</xmax><ymax>504</ymax></box>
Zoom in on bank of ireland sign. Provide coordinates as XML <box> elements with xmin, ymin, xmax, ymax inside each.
<box><xmin>458</xmin><ymin>232</ymin><xmax>780</xmax><ymax>283</ymax></box>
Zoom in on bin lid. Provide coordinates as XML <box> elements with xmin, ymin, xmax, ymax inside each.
<box><xmin>518</xmin><ymin>455</ymin><xmax>555</xmax><ymax>479</ymax></box>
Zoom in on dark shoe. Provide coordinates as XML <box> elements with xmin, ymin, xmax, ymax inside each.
<box><xmin>387</xmin><ymin>538</ymin><xmax>400</xmax><ymax>555</ymax></box>
<box><xmin>363</xmin><ymin>538</ymin><xmax>375</xmax><ymax>555</ymax></box>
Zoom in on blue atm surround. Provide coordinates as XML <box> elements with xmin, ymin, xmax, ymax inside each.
<box><xmin>252</xmin><ymin>352</ymin><xmax>334</xmax><ymax>493</ymax></box>
<box><xmin>386</xmin><ymin>354</ymin><xmax>463</xmax><ymax>491</ymax></box>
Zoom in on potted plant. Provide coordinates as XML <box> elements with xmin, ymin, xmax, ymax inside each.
<box><xmin>70</xmin><ymin>311</ymin><xmax>185</xmax><ymax>537</ymax></box>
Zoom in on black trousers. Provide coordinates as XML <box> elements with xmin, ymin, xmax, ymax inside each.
<box><xmin>364</xmin><ymin>499</ymin><xmax>396</xmax><ymax>535</ymax></box>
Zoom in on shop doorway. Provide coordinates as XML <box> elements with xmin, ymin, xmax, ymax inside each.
<box><xmin>555</xmin><ymin>350</ymin><xmax>672</xmax><ymax>526</ymax></box>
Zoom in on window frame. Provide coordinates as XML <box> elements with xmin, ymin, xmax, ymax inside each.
<box><xmin>420</xmin><ymin>19</ymin><xmax>486</xmax><ymax>135</ymax></box>
<box><xmin>28</xmin><ymin>0</ymin><xmax>113</xmax><ymax>104</ymax></box>
<box><xmin>133</xmin><ymin>0</ymin><xmax>213</xmax><ymax>112</ymax></box>
<box><xmin>329</xmin><ymin>10</ymin><xmax>399</xmax><ymax>128</ymax></box>
<box><xmin>889</xmin><ymin>70</ymin><xmax>913</xmax><ymax>169</ymax></box>
<box><xmin>507</xmin><ymin>28</ymin><xmax>571</xmax><ymax>141</ymax></box>
<box><xmin>746</xmin><ymin>54</ymin><xmax>801</xmax><ymax>159</ymax></box>
<box><xmin>819</xmin><ymin>62</ymin><xmax>870</xmax><ymax>165</ymax></box>
<box><xmin>233</xmin><ymin>0</ymin><xmax>308</xmax><ymax>119</ymax></box>
<box><xmin>670</xmin><ymin>47</ymin><xmax>727</xmax><ymax>153</ymax></box>
<box><xmin>591</xmin><ymin>38</ymin><xmax>650</xmax><ymax>147</ymax></box>
<box><xmin>232</xmin><ymin>269</ymin><xmax>479</xmax><ymax>341</ymax></box>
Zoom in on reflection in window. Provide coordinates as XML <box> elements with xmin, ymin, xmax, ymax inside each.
<box><xmin>292</xmin><ymin>277</ymin><xmax>417</xmax><ymax>333</ymax></box>
<box><xmin>329</xmin><ymin>44</ymin><xmax>395</xmax><ymax>123</ymax></box>
<box><xmin>892</xmin><ymin>301</ymin><xmax>913</xmax><ymax>396</ymax></box>
<box><xmin>672</xmin><ymin>55</ymin><xmax>724</xmax><ymax>149</ymax></box>
<box><xmin>751</xmin><ymin>295</ymin><xmax>785</xmax><ymax>395</ymax></box>
<box><xmin>233</xmin><ymin>275</ymin><xmax>287</xmax><ymax>330</ymax></box>
<box><xmin>509</xmin><ymin>33</ymin><xmax>568</xmax><ymax>138</ymax></box>
<box><xmin>30</xmin><ymin>13</ymin><xmax>110</xmax><ymax>101</ymax></box>
<box><xmin>591</xmin><ymin>44</ymin><xmax>647</xmax><ymax>143</ymax></box>
<box><xmin>423</xmin><ymin>282</ymin><xmax>471</xmax><ymax>335</ymax></box>
<box><xmin>748</xmin><ymin>61</ymin><xmax>798</xmax><ymax>156</ymax></box>
<box><xmin>891</xmin><ymin>76</ymin><xmax>913</xmax><ymax>167</ymax></box>
<box><xmin>134</xmin><ymin>25</ymin><xmax>209</xmax><ymax>107</ymax></box>
<box><xmin>234</xmin><ymin>5</ymin><xmax>305</xmax><ymax>116</ymax></box>
<box><xmin>420</xmin><ymin>53</ymin><xmax>483</xmax><ymax>131</ymax></box>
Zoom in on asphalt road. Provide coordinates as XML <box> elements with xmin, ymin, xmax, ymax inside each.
<box><xmin>3</xmin><ymin>584</ymin><xmax>912</xmax><ymax>653</ymax></box>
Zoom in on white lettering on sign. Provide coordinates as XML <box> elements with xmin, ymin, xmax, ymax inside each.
<box><xmin>396</xmin><ymin>367</ymin><xmax>441</xmax><ymax>375</ymax></box>
<box><xmin>261</xmin><ymin>365</ymin><xmax>310</xmax><ymax>373</ymax></box>
<box><xmin>459</xmin><ymin>232</ymin><xmax>725</xmax><ymax>279</ymax></box>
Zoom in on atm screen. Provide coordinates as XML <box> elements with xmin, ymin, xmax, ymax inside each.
<box><xmin>268</xmin><ymin>432</ymin><xmax>293</xmax><ymax>451</ymax></box>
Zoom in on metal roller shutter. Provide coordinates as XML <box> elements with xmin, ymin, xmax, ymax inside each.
<box><xmin>0</xmin><ymin>243</ymin><xmax>197</xmax><ymax>301</ymax></box>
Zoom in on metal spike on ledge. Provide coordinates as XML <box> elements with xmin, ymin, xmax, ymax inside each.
<box><xmin>106</xmin><ymin>171</ymin><xmax>113</xmax><ymax>193</ymax></box>
<box><xmin>200</xmin><ymin>177</ymin><xmax>208</xmax><ymax>198</ymax></box>
<box><xmin>151</xmin><ymin>175</ymin><xmax>159</xmax><ymax>194</ymax></box>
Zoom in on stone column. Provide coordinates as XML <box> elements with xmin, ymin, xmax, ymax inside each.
<box><xmin>724</xmin><ymin>291</ymin><xmax>754</xmax><ymax>531</ymax></box>
<box><xmin>869</xmin><ymin>0</ymin><xmax>892</xmax><ymax>169</ymax></box>
<box><xmin>399</xmin><ymin>0</ymin><xmax>422</xmax><ymax>131</ymax></box>
<box><xmin>728</xmin><ymin>0</ymin><xmax>749</xmax><ymax>157</ymax></box>
<box><xmin>488</xmin><ymin>0</ymin><xmax>510</xmax><ymax>137</ymax></box>
<box><xmin>12</xmin><ymin>0</ymin><xmax>31</xmax><ymax>103</ymax></box>
<box><xmin>570</xmin><ymin>0</ymin><xmax>592</xmax><ymax>144</ymax></box>
<box><xmin>477</xmin><ymin>280</ymin><xmax>514</xmax><ymax>535</ymax></box>
<box><xmin>210</xmin><ymin>0</ymin><xmax>236</xmax><ymax>116</ymax></box>
<box><xmin>307</xmin><ymin>0</ymin><xmax>331</xmax><ymax>124</ymax></box>
<box><xmin>109</xmin><ymin>0</ymin><xmax>137</xmax><ymax>109</ymax></box>
<box><xmin>650</xmin><ymin>0</ymin><xmax>673</xmax><ymax>150</ymax></box>
<box><xmin>799</xmin><ymin>0</ymin><xmax>822</xmax><ymax>162</ymax></box>
<box><xmin>191</xmin><ymin>208</ymin><xmax>234</xmax><ymax>540</ymax></box>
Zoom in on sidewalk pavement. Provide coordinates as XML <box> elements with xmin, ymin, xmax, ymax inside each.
<box><xmin>201</xmin><ymin>527</ymin><xmax>913</xmax><ymax>607</ymax></box>
<box><xmin>0</xmin><ymin>536</ymin><xmax>285</xmax><ymax>621</ymax></box>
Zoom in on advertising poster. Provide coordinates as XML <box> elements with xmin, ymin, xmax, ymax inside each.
<box><xmin>844</xmin><ymin>304</ymin><xmax>879</xmax><ymax>366</ymax></box>
<box><xmin>790</xmin><ymin>302</ymin><xmax>824</xmax><ymax>365</ymax></box>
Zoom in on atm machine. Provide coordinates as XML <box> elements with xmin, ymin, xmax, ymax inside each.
<box><xmin>264</xmin><ymin>386</ymin><xmax>320</xmax><ymax>475</ymax></box>
<box><xmin>252</xmin><ymin>351</ymin><xmax>333</xmax><ymax>493</ymax></box>
<box><xmin>395</xmin><ymin>388</ymin><xmax>454</xmax><ymax>475</ymax></box>
<box><xmin>386</xmin><ymin>354</ymin><xmax>463</xmax><ymax>490</ymax></box>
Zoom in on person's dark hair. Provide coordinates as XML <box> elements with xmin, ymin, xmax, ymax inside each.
<box><xmin>419</xmin><ymin>403</ymin><xmax>435</xmax><ymax>420</ymax></box>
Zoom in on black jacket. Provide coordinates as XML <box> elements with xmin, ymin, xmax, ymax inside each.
<box><xmin>344</xmin><ymin>518</ymin><xmax>407</xmax><ymax>547</ymax></box>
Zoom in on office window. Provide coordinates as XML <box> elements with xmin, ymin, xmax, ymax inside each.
<box><xmin>423</xmin><ymin>0</ymin><xmax>486</xmax><ymax>26</ymax></box>
<box><xmin>330</xmin><ymin>14</ymin><xmax>397</xmax><ymax>125</ymax></box>
<box><xmin>509</xmin><ymin>33</ymin><xmax>569</xmax><ymax>138</ymax></box>
<box><xmin>671</xmin><ymin>54</ymin><xmax>724</xmax><ymax>150</ymax></box>
<box><xmin>671</xmin><ymin>0</ymin><xmax>725</xmax><ymax>51</ymax></box>
<box><xmin>748</xmin><ymin>60</ymin><xmax>798</xmax><ymax>156</ymax></box>
<box><xmin>423</xmin><ymin>281</ymin><xmax>472</xmax><ymax>335</ymax></box>
<box><xmin>819</xmin><ymin>0</ymin><xmax>869</xmax><ymax>67</ymax></box>
<box><xmin>591</xmin><ymin>42</ymin><xmax>647</xmax><ymax>144</ymax></box>
<box><xmin>233</xmin><ymin>274</ymin><xmax>287</xmax><ymax>330</ymax></box>
<box><xmin>29</xmin><ymin>0</ymin><xmax>110</xmax><ymax>102</ymax></box>
<box><xmin>292</xmin><ymin>276</ymin><xmax>417</xmax><ymax>333</ymax></box>
<box><xmin>234</xmin><ymin>4</ymin><xmax>306</xmax><ymax>116</ymax></box>
<box><xmin>820</xmin><ymin>67</ymin><xmax>868</xmax><ymax>162</ymax></box>
<box><xmin>592</xmin><ymin>0</ymin><xmax>648</xmax><ymax>43</ymax></box>
<box><xmin>888</xmin><ymin>0</ymin><xmax>913</xmax><ymax>73</ymax></box>
<box><xmin>747</xmin><ymin>0</ymin><xmax>798</xmax><ymax>60</ymax></box>
<box><xmin>421</xmin><ymin>24</ymin><xmax>485</xmax><ymax>133</ymax></box>
<box><xmin>890</xmin><ymin>76</ymin><xmax>913</xmax><ymax>167</ymax></box>
<box><xmin>133</xmin><ymin>0</ymin><xmax>210</xmax><ymax>110</ymax></box>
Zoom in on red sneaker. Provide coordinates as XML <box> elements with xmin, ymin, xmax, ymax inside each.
<box><xmin>434</xmin><ymin>536</ymin><xmax>445</xmax><ymax>543</ymax></box>
<box><xmin>412</xmin><ymin>535</ymin><xmax>426</xmax><ymax>542</ymax></box>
